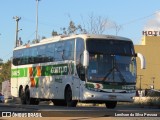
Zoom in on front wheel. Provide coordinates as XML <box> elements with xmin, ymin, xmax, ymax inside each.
<box><xmin>105</xmin><ymin>101</ymin><xmax>117</xmax><ymax>109</ymax></box>
<box><xmin>52</xmin><ymin>100</ymin><xmax>67</xmax><ymax>106</ymax></box>
<box><xmin>65</xmin><ymin>86</ymin><xmax>77</xmax><ymax>107</ymax></box>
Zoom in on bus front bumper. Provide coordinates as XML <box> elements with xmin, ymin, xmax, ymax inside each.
<box><xmin>82</xmin><ymin>89</ymin><xmax>135</xmax><ymax>102</ymax></box>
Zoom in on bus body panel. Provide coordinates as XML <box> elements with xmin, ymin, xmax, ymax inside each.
<box><xmin>11</xmin><ymin>34</ymin><xmax>140</xmax><ymax>107</ymax></box>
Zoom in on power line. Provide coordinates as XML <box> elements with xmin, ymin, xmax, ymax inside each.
<box><xmin>120</xmin><ymin>10</ymin><xmax>160</xmax><ymax>27</ymax></box>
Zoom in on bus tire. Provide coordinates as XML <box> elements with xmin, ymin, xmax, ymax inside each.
<box><xmin>25</xmin><ymin>88</ymin><xmax>31</xmax><ymax>105</ymax></box>
<box><xmin>65</xmin><ymin>86</ymin><xmax>77</xmax><ymax>107</ymax></box>
<box><xmin>25</xmin><ymin>88</ymin><xmax>39</xmax><ymax>105</ymax></box>
<box><xmin>20</xmin><ymin>88</ymin><xmax>26</xmax><ymax>104</ymax></box>
<box><xmin>105</xmin><ymin>101</ymin><xmax>117</xmax><ymax>109</ymax></box>
<box><xmin>52</xmin><ymin>100</ymin><xmax>67</xmax><ymax>106</ymax></box>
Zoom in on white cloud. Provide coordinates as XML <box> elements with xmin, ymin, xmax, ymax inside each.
<box><xmin>144</xmin><ymin>11</ymin><xmax>160</xmax><ymax>31</ymax></box>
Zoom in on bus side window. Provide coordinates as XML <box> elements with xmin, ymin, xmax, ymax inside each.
<box><xmin>46</xmin><ymin>43</ymin><xmax>55</xmax><ymax>62</ymax></box>
<box><xmin>29</xmin><ymin>47</ymin><xmax>37</xmax><ymax>64</ymax></box>
<box><xmin>55</xmin><ymin>42</ymin><xmax>64</xmax><ymax>61</ymax></box>
<box><xmin>37</xmin><ymin>45</ymin><xmax>46</xmax><ymax>63</ymax></box>
<box><xmin>13</xmin><ymin>50</ymin><xmax>21</xmax><ymax>66</ymax></box>
<box><xmin>63</xmin><ymin>39</ymin><xmax>75</xmax><ymax>60</ymax></box>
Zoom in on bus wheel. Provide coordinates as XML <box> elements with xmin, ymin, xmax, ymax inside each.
<box><xmin>20</xmin><ymin>88</ymin><xmax>26</xmax><ymax>104</ymax></box>
<box><xmin>25</xmin><ymin>88</ymin><xmax>31</xmax><ymax>105</ymax></box>
<box><xmin>65</xmin><ymin>86</ymin><xmax>77</xmax><ymax>107</ymax></box>
<box><xmin>105</xmin><ymin>101</ymin><xmax>117</xmax><ymax>109</ymax></box>
<box><xmin>52</xmin><ymin>100</ymin><xmax>67</xmax><ymax>106</ymax></box>
<box><xmin>25</xmin><ymin>88</ymin><xmax>39</xmax><ymax>105</ymax></box>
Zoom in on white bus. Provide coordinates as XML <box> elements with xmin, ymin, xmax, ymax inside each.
<box><xmin>11</xmin><ymin>34</ymin><xmax>145</xmax><ymax>108</ymax></box>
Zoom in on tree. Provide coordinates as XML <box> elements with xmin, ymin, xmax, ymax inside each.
<box><xmin>87</xmin><ymin>14</ymin><xmax>109</xmax><ymax>34</ymax></box>
<box><xmin>52</xmin><ymin>30</ymin><xmax>58</xmax><ymax>36</ymax></box>
<box><xmin>41</xmin><ymin>36</ymin><xmax>46</xmax><ymax>39</ymax></box>
<box><xmin>52</xmin><ymin>14</ymin><xmax>121</xmax><ymax>36</ymax></box>
<box><xmin>60</xmin><ymin>15</ymin><xmax>110</xmax><ymax>35</ymax></box>
<box><xmin>0</xmin><ymin>60</ymin><xmax>11</xmax><ymax>85</ymax></box>
<box><xmin>32</xmin><ymin>39</ymin><xmax>39</xmax><ymax>44</ymax></box>
<box><xmin>110</xmin><ymin>22</ymin><xmax>122</xmax><ymax>35</ymax></box>
<box><xmin>61</xmin><ymin>20</ymin><xmax>87</xmax><ymax>35</ymax></box>
<box><xmin>0</xmin><ymin>58</ymin><xmax>3</xmax><ymax>66</ymax></box>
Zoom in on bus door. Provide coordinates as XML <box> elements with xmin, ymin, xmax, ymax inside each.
<box><xmin>73</xmin><ymin>76</ymin><xmax>80</xmax><ymax>100</ymax></box>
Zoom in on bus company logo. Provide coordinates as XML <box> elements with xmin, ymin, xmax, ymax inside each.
<box><xmin>50</xmin><ymin>65</ymin><xmax>68</xmax><ymax>74</ymax></box>
<box><xmin>50</xmin><ymin>63</ymin><xmax>73</xmax><ymax>75</ymax></box>
<box><xmin>122</xmin><ymin>85</ymin><xmax>135</xmax><ymax>90</ymax></box>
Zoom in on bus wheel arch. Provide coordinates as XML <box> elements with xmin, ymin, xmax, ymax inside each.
<box><xmin>64</xmin><ymin>84</ymin><xmax>77</xmax><ymax>107</ymax></box>
<box><xmin>19</xmin><ymin>85</ymin><xmax>23</xmax><ymax>97</ymax></box>
<box><xmin>23</xmin><ymin>86</ymin><xmax>39</xmax><ymax>105</ymax></box>
<box><xmin>19</xmin><ymin>85</ymin><xmax>26</xmax><ymax>104</ymax></box>
<box><xmin>25</xmin><ymin>86</ymin><xmax>30</xmax><ymax>104</ymax></box>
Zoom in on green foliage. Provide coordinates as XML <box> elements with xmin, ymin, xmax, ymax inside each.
<box><xmin>52</xmin><ymin>30</ymin><xmax>58</xmax><ymax>36</ymax></box>
<box><xmin>0</xmin><ymin>60</ymin><xmax>11</xmax><ymax>84</ymax></box>
<box><xmin>32</xmin><ymin>39</ymin><xmax>39</xmax><ymax>44</ymax></box>
<box><xmin>61</xmin><ymin>20</ymin><xmax>87</xmax><ymax>35</ymax></box>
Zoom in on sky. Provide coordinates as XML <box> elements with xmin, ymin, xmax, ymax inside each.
<box><xmin>0</xmin><ymin>0</ymin><xmax>160</xmax><ymax>61</ymax></box>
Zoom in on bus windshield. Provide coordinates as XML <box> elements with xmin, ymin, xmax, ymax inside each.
<box><xmin>86</xmin><ymin>39</ymin><xmax>136</xmax><ymax>84</ymax></box>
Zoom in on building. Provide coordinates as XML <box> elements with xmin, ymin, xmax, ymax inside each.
<box><xmin>135</xmin><ymin>36</ymin><xmax>160</xmax><ymax>90</ymax></box>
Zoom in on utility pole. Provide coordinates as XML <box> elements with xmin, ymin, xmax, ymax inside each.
<box><xmin>137</xmin><ymin>75</ymin><xmax>143</xmax><ymax>97</ymax></box>
<box><xmin>13</xmin><ymin>16</ymin><xmax>21</xmax><ymax>48</ymax></box>
<box><xmin>36</xmin><ymin>0</ymin><xmax>40</xmax><ymax>40</ymax></box>
<box><xmin>151</xmin><ymin>77</ymin><xmax>155</xmax><ymax>89</ymax></box>
<box><xmin>137</xmin><ymin>75</ymin><xmax>143</xmax><ymax>91</ymax></box>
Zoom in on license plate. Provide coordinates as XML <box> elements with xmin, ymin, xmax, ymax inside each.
<box><xmin>108</xmin><ymin>95</ymin><xmax>117</xmax><ymax>99</ymax></box>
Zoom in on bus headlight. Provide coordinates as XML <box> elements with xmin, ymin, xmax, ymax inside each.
<box><xmin>84</xmin><ymin>92</ymin><xmax>95</xmax><ymax>98</ymax></box>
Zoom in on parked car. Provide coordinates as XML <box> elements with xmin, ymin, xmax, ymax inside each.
<box><xmin>0</xmin><ymin>93</ymin><xmax>4</xmax><ymax>103</ymax></box>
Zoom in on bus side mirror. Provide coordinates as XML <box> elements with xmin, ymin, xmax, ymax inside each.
<box><xmin>83</xmin><ymin>50</ymin><xmax>89</xmax><ymax>68</ymax></box>
<box><xmin>137</xmin><ymin>53</ymin><xmax>146</xmax><ymax>69</ymax></box>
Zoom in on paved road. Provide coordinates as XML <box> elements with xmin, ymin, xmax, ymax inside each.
<box><xmin>0</xmin><ymin>102</ymin><xmax>160</xmax><ymax>118</ymax></box>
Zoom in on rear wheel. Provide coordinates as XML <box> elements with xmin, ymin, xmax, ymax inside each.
<box><xmin>65</xmin><ymin>86</ymin><xmax>77</xmax><ymax>107</ymax></box>
<box><xmin>25</xmin><ymin>88</ymin><xmax>31</xmax><ymax>104</ymax></box>
<box><xmin>105</xmin><ymin>101</ymin><xmax>117</xmax><ymax>109</ymax></box>
<box><xmin>25</xmin><ymin>88</ymin><xmax>39</xmax><ymax>105</ymax></box>
<box><xmin>20</xmin><ymin>88</ymin><xmax>26</xmax><ymax>104</ymax></box>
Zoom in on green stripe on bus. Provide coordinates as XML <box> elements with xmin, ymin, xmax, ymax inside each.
<box><xmin>11</xmin><ymin>68</ymin><xmax>28</xmax><ymax>78</ymax></box>
<box><xmin>41</xmin><ymin>64</ymin><xmax>74</xmax><ymax>76</ymax></box>
<box><xmin>11</xmin><ymin>63</ymin><xmax>74</xmax><ymax>78</ymax></box>
<box><xmin>86</xmin><ymin>83</ymin><xmax>135</xmax><ymax>90</ymax></box>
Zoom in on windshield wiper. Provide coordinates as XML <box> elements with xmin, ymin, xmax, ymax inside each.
<box><xmin>102</xmin><ymin>66</ymin><xmax>126</xmax><ymax>83</ymax></box>
<box><xmin>102</xmin><ymin>55</ymin><xmax>126</xmax><ymax>83</ymax></box>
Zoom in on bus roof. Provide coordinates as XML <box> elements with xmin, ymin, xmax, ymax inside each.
<box><xmin>13</xmin><ymin>34</ymin><xmax>132</xmax><ymax>50</ymax></box>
